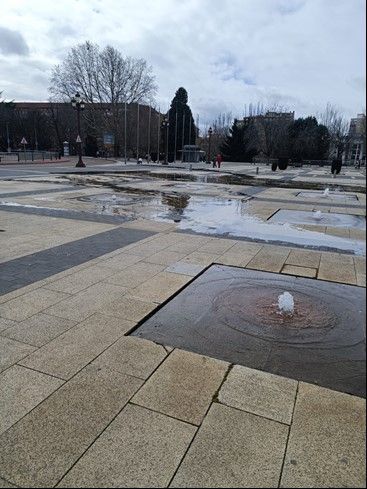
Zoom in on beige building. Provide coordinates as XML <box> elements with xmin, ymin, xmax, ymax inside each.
<box><xmin>345</xmin><ymin>113</ymin><xmax>366</xmax><ymax>164</ymax></box>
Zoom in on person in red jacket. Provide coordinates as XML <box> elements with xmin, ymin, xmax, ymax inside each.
<box><xmin>216</xmin><ymin>153</ymin><xmax>222</xmax><ymax>169</ymax></box>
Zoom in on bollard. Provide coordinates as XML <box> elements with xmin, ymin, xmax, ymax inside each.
<box><xmin>256</xmin><ymin>166</ymin><xmax>259</xmax><ymax>174</ymax></box>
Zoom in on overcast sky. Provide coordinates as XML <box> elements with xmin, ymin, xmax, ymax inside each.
<box><xmin>0</xmin><ymin>0</ymin><xmax>365</xmax><ymax>123</ymax></box>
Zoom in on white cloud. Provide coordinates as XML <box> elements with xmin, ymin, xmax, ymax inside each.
<box><xmin>0</xmin><ymin>0</ymin><xmax>365</xmax><ymax>122</ymax></box>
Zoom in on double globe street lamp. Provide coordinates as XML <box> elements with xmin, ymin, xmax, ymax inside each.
<box><xmin>71</xmin><ymin>92</ymin><xmax>86</xmax><ymax>168</ymax></box>
<box><xmin>161</xmin><ymin>117</ymin><xmax>170</xmax><ymax>165</ymax></box>
<box><xmin>207</xmin><ymin>126</ymin><xmax>213</xmax><ymax>164</ymax></box>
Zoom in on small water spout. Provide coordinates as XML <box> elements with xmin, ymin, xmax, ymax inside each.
<box><xmin>322</xmin><ymin>188</ymin><xmax>330</xmax><ymax>198</ymax></box>
<box><xmin>278</xmin><ymin>292</ymin><xmax>295</xmax><ymax>316</ymax></box>
<box><xmin>313</xmin><ymin>210</ymin><xmax>323</xmax><ymax>221</ymax></box>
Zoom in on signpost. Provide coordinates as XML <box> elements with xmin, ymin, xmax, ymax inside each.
<box><xmin>20</xmin><ymin>137</ymin><xmax>27</xmax><ymax>162</ymax></box>
<box><xmin>103</xmin><ymin>133</ymin><xmax>115</xmax><ymax>158</ymax></box>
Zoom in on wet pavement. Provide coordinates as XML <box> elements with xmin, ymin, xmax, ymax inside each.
<box><xmin>132</xmin><ymin>265</ymin><xmax>366</xmax><ymax>397</ymax></box>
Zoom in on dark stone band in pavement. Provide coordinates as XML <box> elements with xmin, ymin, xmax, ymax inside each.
<box><xmin>0</xmin><ymin>203</ymin><xmax>131</xmax><ymax>224</ymax></box>
<box><xmin>0</xmin><ymin>227</ymin><xmax>155</xmax><ymax>296</ymax></box>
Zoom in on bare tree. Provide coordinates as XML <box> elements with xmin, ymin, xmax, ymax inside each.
<box><xmin>318</xmin><ymin>103</ymin><xmax>350</xmax><ymax>158</ymax></box>
<box><xmin>49</xmin><ymin>41</ymin><xmax>157</xmax><ymax>155</ymax></box>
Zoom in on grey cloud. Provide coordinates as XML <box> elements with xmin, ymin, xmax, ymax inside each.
<box><xmin>0</xmin><ymin>26</ymin><xmax>30</xmax><ymax>56</ymax></box>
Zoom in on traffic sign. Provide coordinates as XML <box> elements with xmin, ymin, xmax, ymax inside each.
<box><xmin>21</xmin><ymin>137</ymin><xmax>28</xmax><ymax>145</ymax></box>
<box><xmin>76</xmin><ymin>135</ymin><xmax>82</xmax><ymax>143</ymax></box>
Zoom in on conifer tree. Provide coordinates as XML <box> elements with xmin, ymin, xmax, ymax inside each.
<box><xmin>167</xmin><ymin>87</ymin><xmax>196</xmax><ymax>161</ymax></box>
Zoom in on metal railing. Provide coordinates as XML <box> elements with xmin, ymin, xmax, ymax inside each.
<box><xmin>0</xmin><ymin>151</ymin><xmax>60</xmax><ymax>163</ymax></box>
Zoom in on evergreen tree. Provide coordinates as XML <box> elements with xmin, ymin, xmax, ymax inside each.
<box><xmin>288</xmin><ymin>116</ymin><xmax>330</xmax><ymax>160</ymax></box>
<box><xmin>220</xmin><ymin>119</ymin><xmax>256</xmax><ymax>162</ymax></box>
<box><xmin>167</xmin><ymin>87</ymin><xmax>196</xmax><ymax>161</ymax></box>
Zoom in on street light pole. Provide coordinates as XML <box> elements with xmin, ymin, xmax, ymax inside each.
<box><xmin>6</xmin><ymin>122</ymin><xmax>11</xmax><ymax>153</ymax></box>
<box><xmin>161</xmin><ymin>117</ymin><xmax>169</xmax><ymax>165</ymax></box>
<box><xmin>207</xmin><ymin>126</ymin><xmax>213</xmax><ymax>164</ymax></box>
<box><xmin>71</xmin><ymin>92</ymin><xmax>86</xmax><ymax>168</ymax></box>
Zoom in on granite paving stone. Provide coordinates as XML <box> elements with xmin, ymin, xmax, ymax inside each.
<box><xmin>98</xmin><ymin>252</ymin><xmax>143</xmax><ymax>270</ymax></box>
<box><xmin>92</xmin><ymin>336</ymin><xmax>167</xmax><ymax>380</ymax></box>
<box><xmin>19</xmin><ymin>313</ymin><xmax>133</xmax><ymax>380</ymax></box>
<box><xmin>285</xmin><ymin>250</ymin><xmax>321</xmax><ymax>269</ymax></box>
<box><xmin>57</xmin><ymin>403</ymin><xmax>196</xmax><ymax>488</ymax></box>
<box><xmin>0</xmin><ymin>337</ymin><xmax>36</xmax><ymax>373</ymax></box>
<box><xmin>132</xmin><ymin>349</ymin><xmax>229</xmax><ymax>425</ymax></box>
<box><xmin>246</xmin><ymin>246</ymin><xmax>290</xmax><ymax>273</ymax></box>
<box><xmin>165</xmin><ymin>261</ymin><xmax>205</xmax><ymax>276</ymax></box>
<box><xmin>218</xmin><ymin>365</ymin><xmax>298</xmax><ymax>424</ymax></box>
<box><xmin>0</xmin><ymin>318</ymin><xmax>17</xmax><ymax>333</ymax></box>
<box><xmin>281</xmin><ymin>382</ymin><xmax>366</xmax><ymax>488</ymax></box>
<box><xmin>44</xmin><ymin>282</ymin><xmax>128</xmax><ymax>322</ymax></box>
<box><xmin>44</xmin><ymin>264</ymin><xmax>115</xmax><ymax>294</ymax></box>
<box><xmin>0</xmin><ymin>288</ymin><xmax>69</xmax><ymax>322</ymax></box>
<box><xmin>131</xmin><ymin>272</ymin><xmax>192</xmax><ymax>303</ymax></box>
<box><xmin>1</xmin><ymin>313</ymin><xmax>77</xmax><ymax>347</ymax></box>
<box><xmin>99</xmin><ymin>294</ymin><xmax>157</xmax><ymax>322</ymax></box>
<box><xmin>281</xmin><ymin>264</ymin><xmax>317</xmax><ymax>278</ymax></box>
<box><xmin>0</xmin><ymin>477</ymin><xmax>17</xmax><ymax>488</ymax></box>
<box><xmin>180</xmin><ymin>252</ymin><xmax>221</xmax><ymax>266</ymax></box>
<box><xmin>104</xmin><ymin>262</ymin><xmax>165</xmax><ymax>288</ymax></box>
<box><xmin>0</xmin><ymin>364</ymin><xmax>143</xmax><ymax>488</ymax></box>
<box><xmin>318</xmin><ymin>253</ymin><xmax>357</xmax><ymax>284</ymax></box>
<box><xmin>0</xmin><ymin>365</ymin><xmax>64</xmax><ymax>435</ymax></box>
<box><xmin>144</xmin><ymin>251</ymin><xmax>187</xmax><ymax>266</ymax></box>
<box><xmin>170</xmin><ymin>403</ymin><xmax>288</xmax><ymax>488</ymax></box>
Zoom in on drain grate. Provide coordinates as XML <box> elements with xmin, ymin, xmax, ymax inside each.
<box><xmin>131</xmin><ymin>265</ymin><xmax>366</xmax><ymax>397</ymax></box>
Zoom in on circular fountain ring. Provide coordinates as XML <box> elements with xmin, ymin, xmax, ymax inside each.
<box><xmin>212</xmin><ymin>285</ymin><xmax>339</xmax><ymax>346</ymax></box>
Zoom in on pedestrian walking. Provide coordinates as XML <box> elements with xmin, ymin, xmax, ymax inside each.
<box><xmin>216</xmin><ymin>153</ymin><xmax>222</xmax><ymax>169</ymax></box>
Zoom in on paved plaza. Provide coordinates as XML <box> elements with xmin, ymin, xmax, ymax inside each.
<box><xmin>0</xmin><ymin>159</ymin><xmax>365</xmax><ymax>487</ymax></box>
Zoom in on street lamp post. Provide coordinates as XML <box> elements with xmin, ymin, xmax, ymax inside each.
<box><xmin>71</xmin><ymin>92</ymin><xmax>85</xmax><ymax>168</ymax></box>
<box><xmin>161</xmin><ymin>117</ymin><xmax>169</xmax><ymax>165</ymax></box>
<box><xmin>207</xmin><ymin>126</ymin><xmax>213</xmax><ymax>164</ymax></box>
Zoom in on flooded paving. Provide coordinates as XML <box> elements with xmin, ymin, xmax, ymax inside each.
<box><xmin>297</xmin><ymin>191</ymin><xmax>358</xmax><ymax>201</ymax></box>
<box><xmin>132</xmin><ymin>265</ymin><xmax>366</xmax><ymax>397</ymax></box>
<box><xmin>269</xmin><ymin>209</ymin><xmax>366</xmax><ymax>229</ymax></box>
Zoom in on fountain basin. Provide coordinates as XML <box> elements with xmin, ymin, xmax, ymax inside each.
<box><xmin>297</xmin><ymin>191</ymin><xmax>358</xmax><ymax>201</ymax></box>
<box><xmin>269</xmin><ymin>209</ymin><xmax>366</xmax><ymax>229</ymax></box>
<box><xmin>131</xmin><ymin>266</ymin><xmax>366</xmax><ymax>397</ymax></box>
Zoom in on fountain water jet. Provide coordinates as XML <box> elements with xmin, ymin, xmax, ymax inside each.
<box><xmin>313</xmin><ymin>210</ymin><xmax>323</xmax><ymax>221</ymax></box>
<box><xmin>278</xmin><ymin>292</ymin><xmax>295</xmax><ymax>316</ymax></box>
<box><xmin>322</xmin><ymin>188</ymin><xmax>330</xmax><ymax>197</ymax></box>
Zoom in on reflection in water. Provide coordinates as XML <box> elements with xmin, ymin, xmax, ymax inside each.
<box><xmin>161</xmin><ymin>194</ymin><xmax>191</xmax><ymax>222</ymax></box>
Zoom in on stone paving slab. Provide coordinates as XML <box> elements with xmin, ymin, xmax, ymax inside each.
<box><xmin>170</xmin><ymin>403</ymin><xmax>288</xmax><ymax>488</ymax></box>
<box><xmin>318</xmin><ymin>253</ymin><xmax>357</xmax><ymax>285</ymax></box>
<box><xmin>19</xmin><ymin>313</ymin><xmax>133</xmax><ymax>380</ymax></box>
<box><xmin>57</xmin><ymin>403</ymin><xmax>196</xmax><ymax>488</ymax></box>
<box><xmin>1</xmin><ymin>313</ymin><xmax>77</xmax><ymax>347</ymax></box>
<box><xmin>104</xmin><ymin>262</ymin><xmax>165</xmax><ymax>288</ymax></box>
<box><xmin>44</xmin><ymin>264</ymin><xmax>116</xmax><ymax>294</ymax></box>
<box><xmin>44</xmin><ymin>282</ymin><xmax>128</xmax><ymax>322</ymax></box>
<box><xmin>131</xmin><ymin>272</ymin><xmax>191</xmax><ymax>303</ymax></box>
<box><xmin>218</xmin><ymin>365</ymin><xmax>297</xmax><ymax>425</ymax></box>
<box><xmin>281</xmin><ymin>264</ymin><xmax>317</xmax><ymax>278</ymax></box>
<box><xmin>280</xmin><ymin>382</ymin><xmax>366</xmax><ymax>488</ymax></box>
<box><xmin>285</xmin><ymin>249</ymin><xmax>321</xmax><ymax>269</ymax></box>
<box><xmin>0</xmin><ymin>364</ymin><xmax>143</xmax><ymax>488</ymax></box>
<box><xmin>0</xmin><ymin>337</ymin><xmax>36</xmax><ymax>373</ymax></box>
<box><xmin>92</xmin><ymin>336</ymin><xmax>167</xmax><ymax>380</ymax></box>
<box><xmin>165</xmin><ymin>261</ymin><xmax>206</xmax><ymax>276</ymax></box>
<box><xmin>132</xmin><ymin>349</ymin><xmax>229</xmax><ymax>425</ymax></box>
<box><xmin>247</xmin><ymin>246</ymin><xmax>291</xmax><ymax>273</ymax></box>
<box><xmin>0</xmin><ymin>288</ymin><xmax>69</xmax><ymax>322</ymax></box>
<box><xmin>99</xmin><ymin>294</ymin><xmax>157</xmax><ymax>322</ymax></box>
<box><xmin>0</xmin><ymin>318</ymin><xmax>17</xmax><ymax>333</ymax></box>
<box><xmin>0</xmin><ymin>365</ymin><xmax>64</xmax><ymax>435</ymax></box>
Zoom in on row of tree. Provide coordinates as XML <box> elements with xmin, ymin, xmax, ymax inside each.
<box><xmin>219</xmin><ymin>103</ymin><xmax>351</xmax><ymax>162</ymax></box>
